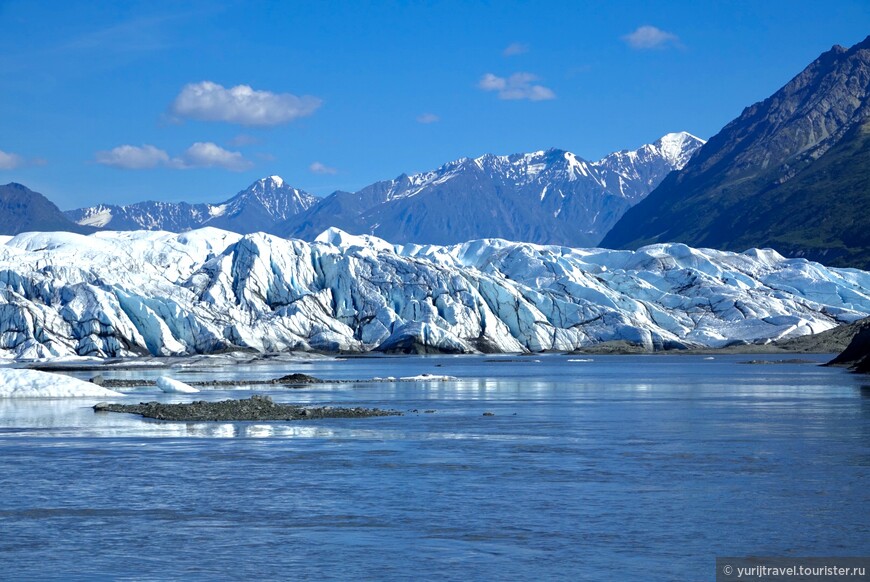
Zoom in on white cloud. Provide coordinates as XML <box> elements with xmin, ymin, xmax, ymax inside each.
<box><xmin>174</xmin><ymin>142</ymin><xmax>252</xmax><ymax>171</ymax></box>
<box><xmin>309</xmin><ymin>161</ymin><xmax>337</xmax><ymax>175</ymax></box>
<box><xmin>622</xmin><ymin>25</ymin><xmax>680</xmax><ymax>49</ymax></box>
<box><xmin>96</xmin><ymin>142</ymin><xmax>252</xmax><ymax>171</ymax></box>
<box><xmin>503</xmin><ymin>42</ymin><xmax>529</xmax><ymax>57</ymax></box>
<box><xmin>95</xmin><ymin>144</ymin><xmax>170</xmax><ymax>169</ymax></box>
<box><xmin>478</xmin><ymin>72</ymin><xmax>555</xmax><ymax>101</ymax></box>
<box><xmin>416</xmin><ymin>113</ymin><xmax>440</xmax><ymax>124</ymax></box>
<box><xmin>0</xmin><ymin>149</ymin><xmax>25</xmax><ymax>170</ymax></box>
<box><xmin>171</xmin><ymin>81</ymin><xmax>322</xmax><ymax>126</ymax></box>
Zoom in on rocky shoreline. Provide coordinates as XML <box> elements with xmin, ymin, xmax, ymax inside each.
<box><xmin>94</xmin><ymin>373</ymin><xmax>325</xmax><ymax>389</ymax></box>
<box><xmin>93</xmin><ymin>395</ymin><xmax>401</xmax><ymax>422</ymax></box>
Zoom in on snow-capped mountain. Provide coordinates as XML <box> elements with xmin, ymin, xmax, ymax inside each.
<box><xmin>279</xmin><ymin>132</ymin><xmax>704</xmax><ymax>247</ymax></box>
<box><xmin>64</xmin><ymin>134</ymin><xmax>701</xmax><ymax>245</ymax></box>
<box><xmin>66</xmin><ymin>176</ymin><xmax>318</xmax><ymax>234</ymax></box>
<box><xmin>0</xmin><ymin>227</ymin><xmax>867</xmax><ymax>360</ymax></box>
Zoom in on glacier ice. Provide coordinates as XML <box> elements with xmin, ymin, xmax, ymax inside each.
<box><xmin>0</xmin><ymin>368</ymin><xmax>123</xmax><ymax>397</ymax></box>
<box><xmin>156</xmin><ymin>376</ymin><xmax>200</xmax><ymax>393</ymax></box>
<box><xmin>0</xmin><ymin>227</ymin><xmax>868</xmax><ymax>360</ymax></box>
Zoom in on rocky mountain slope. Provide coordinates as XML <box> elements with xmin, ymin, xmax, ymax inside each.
<box><xmin>0</xmin><ymin>227</ymin><xmax>867</xmax><ymax>360</ymax></box>
<box><xmin>602</xmin><ymin>36</ymin><xmax>870</xmax><ymax>269</ymax></box>
<box><xmin>0</xmin><ymin>183</ymin><xmax>95</xmax><ymax>235</ymax></box>
<box><xmin>67</xmin><ymin>176</ymin><xmax>318</xmax><ymax>234</ymax></box>
<box><xmin>280</xmin><ymin>132</ymin><xmax>704</xmax><ymax>247</ymax></box>
<box><xmin>826</xmin><ymin>317</ymin><xmax>870</xmax><ymax>372</ymax></box>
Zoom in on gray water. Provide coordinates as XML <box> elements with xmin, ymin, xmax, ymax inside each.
<box><xmin>0</xmin><ymin>354</ymin><xmax>868</xmax><ymax>581</ymax></box>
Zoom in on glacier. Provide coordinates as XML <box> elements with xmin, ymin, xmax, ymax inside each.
<box><xmin>0</xmin><ymin>227</ymin><xmax>868</xmax><ymax>360</ymax></box>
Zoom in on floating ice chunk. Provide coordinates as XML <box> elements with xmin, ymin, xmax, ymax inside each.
<box><xmin>156</xmin><ymin>376</ymin><xmax>200</xmax><ymax>393</ymax></box>
<box><xmin>399</xmin><ymin>374</ymin><xmax>458</xmax><ymax>381</ymax></box>
<box><xmin>0</xmin><ymin>368</ymin><xmax>123</xmax><ymax>398</ymax></box>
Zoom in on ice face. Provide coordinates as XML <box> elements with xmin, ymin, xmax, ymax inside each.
<box><xmin>0</xmin><ymin>228</ymin><xmax>867</xmax><ymax>360</ymax></box>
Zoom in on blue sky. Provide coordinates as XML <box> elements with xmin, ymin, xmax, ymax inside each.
<box><xmin>0</xmin><ymin>0</ymin><xmax>868</xmax><ymax>209</ymax></box>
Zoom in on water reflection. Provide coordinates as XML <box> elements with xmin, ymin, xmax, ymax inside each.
<box><xmin>1</xmin><ymin>354</ymin><xmax>865</xmax><ymax>440</ymax></box>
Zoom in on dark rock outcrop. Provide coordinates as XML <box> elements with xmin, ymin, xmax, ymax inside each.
<box><xmin>93</xmin><ymin>395</ymin><xmax>400</xmax><ymax>421</ymax></box>
<box><xmin>827</xmin><ymin>318</ymin><xmax>870</xmax><ymax>372</ymax></box>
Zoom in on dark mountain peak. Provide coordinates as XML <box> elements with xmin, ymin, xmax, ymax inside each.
<box><xmin>847</xmin><ymin>34</ymin><xmax>870</xmax><ymax>53</ymax></box>
<box><xmin>0</xmin><ymin>183</ymin><xmax>94</xmax><ymax>235</ymax></box>
<box><xmin>2</xmin><ymin>182</ymin><xmax>36</xmax><ymax>194</ymax></box>
<box><xmin>602</xmin><ymin>35</ymin><xmax>870</xmax><ymax>269</ymax></box>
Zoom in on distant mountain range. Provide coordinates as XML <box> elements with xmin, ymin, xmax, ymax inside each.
<box><xmin>60</xmin><ymin>132</ymin><xmax>703</xmax><ymax>247</ymax></box>
<box><xmin>277</xmin><ymin>132</ymin><xmax>703</xmax><ymax>247</ymax></box>
<box><xmin>602</xmin><ymin>35</ymin><xmax>870</xmax><ymax>270</ymax></box>
<box><xmin>65</xmin><ymin>176</ymin><xmax>318</xmax><ymax>234</ymax></box>
<box><xmin>7</xmin><ymin>36</ymin><xmax>870</xmax><ymax>271</ymax></box>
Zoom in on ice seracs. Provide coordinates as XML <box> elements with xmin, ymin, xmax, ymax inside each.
<box><xmin>0</xmin><ymin>227</ymin><xmax>868</xmax><ymax>360</ymax></box>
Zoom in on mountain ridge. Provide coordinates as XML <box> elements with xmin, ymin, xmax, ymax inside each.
<box><xmin>601</xmin><ymin>35</ymin><xmax>870</xmax><ymax>269</ymax></box>
<box><xmin>63</xmin><ymin>132</ymin><xmax>703</xmax><ymax>246</ymax></box>
<box><xmin>278</xmin><ymin>132</ymin><xmax>704</xmax><ymax>246</ymax></box>
<box><xmin>66</xmin><ymin>176</ymin><xmax>318</xmax><ymax>235</ymax></box>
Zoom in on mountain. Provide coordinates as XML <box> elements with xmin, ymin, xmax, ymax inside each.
<box><xmin>602</xmin><ymin>36</ymin><xmax>870</xmax><ymax>269</ymax></box>
<box><xmin>826</xmin><ymin>317</ymin><xmax>870</xmax><ymax>372</ymax></box>
<box><xmin>278</xmin><ymin>132</ymin><xmax>704</xmax><ymax>247</ymax></box>
<box><xmin>67</xmin><ymin>176</ymin><xmax>318</xmax><ymax>234</ymax></box>
<box><xmin>0</xmin><ymin>183</ymin><xmax>95</xmax><ymax>235</ymax></box>
<box><xmin>0</xmin><ymin>227</ymin><xmax>867</xmax><ymax>360</ymax></box>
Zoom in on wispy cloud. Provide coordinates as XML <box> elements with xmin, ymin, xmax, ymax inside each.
<box><xmin>171</xmin><ymin>81</ymin><xmax>322</xmax><ymax>126</ymax></box>
<box><xmin>228</xmin><ymin>133</ymin><xmax>259</xmax><ymax>147</ymax></box>
<box><xmin>63</xmin><ymin>14</ymin><xmax>178</xmax><ymax>54</ymax></box>
<box><xmin>95</xmin><ymin>142</ymin><xmax>252</xmax><ymax>171</ymax></box>
<box><xmin>309</xmin><ymin>161</ymin><xmax>337</xmax><ymax>175</ymax></box>
<box><xmin>478</xmin><ymin>72</ymin><xmax>555</xmax><ymax>101</ymax></box>
<box><xmin>0</xmin><ymin>149</ymin><xmax>26</xmax><ymax>170</ymax></box>
<box><xmin>622</xmin><ymin>25</ymin><xmax>680</xmax><ymax>50</ymax></box>
<box><xmin>416</xmin><ymin>113</ymin><xmax>440</xmax><ymax>124</ymax></box>
<box><xmin>503</xmin><ymin>42</ymin><xmax>529</xmax><ymax>57</ymax></box>
<box><xmin>95</xmin><ymin>145</ymin><xmax>169</xmax><ymax>169</ymax></box>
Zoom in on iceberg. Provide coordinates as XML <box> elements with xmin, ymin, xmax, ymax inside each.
<box><xmin>156</xmin><ymin>376</ymin><xmax>200</xmax><ymax>393</ymax></box>
<box><xmin>0</xmin><ymin>368</ymin><xmax>123</xmax><ymax>397</ymax></box>
<box><xmin>0</xmin><ymin>227</ymin><xmax>868</xmax><ymax>360</ymax></box>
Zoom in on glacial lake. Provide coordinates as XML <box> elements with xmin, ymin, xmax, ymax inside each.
<box><xmin>1</xmin><ymin>354</ymin><xmax>868</xmax><ymax>581</ymax></box>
